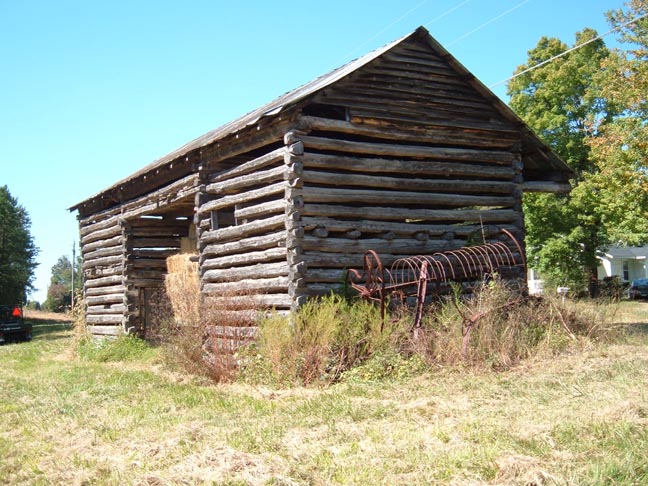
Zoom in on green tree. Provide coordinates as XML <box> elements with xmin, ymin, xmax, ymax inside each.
<box><xmin>0</xmin><ymin>186</ymin><xmax>39</xmax><ymax>305</ymax></box>
<box><xmin>44</xmin><ymin>254</ymin><xmax>82</xmax><ymax>312</ymax></box>
<box><xmin>508</xmin><ymin>29</ymin><xmax>615</xmax><ymax>293</ymax></box>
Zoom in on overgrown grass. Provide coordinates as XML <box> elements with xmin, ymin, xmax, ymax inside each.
<box><xmin>1</xmin><ymin>305</ymin><xmax>647</xmax><ymax>484</ymax></box>
<box><xmin>239</xmin><ymin>280</ymin><xmax>609</xmax><ymax>386</ymax></box>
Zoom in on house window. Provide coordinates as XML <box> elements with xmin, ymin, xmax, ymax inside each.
<box><xmin>623</xmin><ymin>261</ymin><xmax>630</xmax><ymax>281</ymax></box>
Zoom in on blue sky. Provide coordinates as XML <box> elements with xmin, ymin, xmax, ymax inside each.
<box><xmin>0</xmin><ymin>0</ymin><xmax>626</xmax><ymax>303</ymax></box>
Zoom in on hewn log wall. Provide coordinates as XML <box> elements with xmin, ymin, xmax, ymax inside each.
<box><xmin>77</xmin><ymin>174</ymin><xmax>199</xmax><ymax>336</ymax></box>
<box><xmin>197</xmin><ymin>144</ymin><xmax>294</xmax><ymax>313</ymax></box>
<box><xmin>288</xmin><ymin>39</ymin><xmax>527</xmax><ymax>297</ymax></box>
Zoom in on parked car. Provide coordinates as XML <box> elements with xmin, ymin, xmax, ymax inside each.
<box><xmin>0</xmin><ymin>305</ymin><xmax>32</xmax><ymax>343</ymax></box>
<box><xmin>628</xmin><ymin>278</ymin><xmax>648</xmax><ymax>300</ymax></box>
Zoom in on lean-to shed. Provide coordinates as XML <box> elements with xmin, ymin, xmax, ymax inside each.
<box><xmin>70</xmin><ymin>26</ymin><xmax>572</xmax><ymax>339</ymax></box>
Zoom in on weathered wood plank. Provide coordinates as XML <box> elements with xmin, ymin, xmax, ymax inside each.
<box><xmin>200</xmin><ymin>214</ymin><xmax>285</xmax><ymax>244</ymax></box>
<box><xmin>234</xmin><ymin>199</ymin><xmax>286</xmax><ymax>221</ymax></box>
<box><xmin>203</xmin><ymin>293</ymin><xmax>292</xmax><ymax>309</ymax></box>
<box><xmin>130</xmin><ymin>237</ymin><xmax>181</xmax><ymax>249</ymax></box>
<box><xmin>81</xmin><ymin>224</ymin><xmax>122</xmax><ymax>245</ymax></box>
<box><xmin>303</xmin><ymin>170</ymin><xmax>515</xmax><ymax>195</ymax></box>
<box><xmin>301</xmin><ymin>235</ymin><xmax>462</xmax><ymax>254</ymax></box>
<box><xmin>301</xmin><ymin>186</ymin><xmax>514</xmax><ymax>208</ymax></box>
<box><xmin>86</xmin><ymin>293</ymin><xmax>124</xmax><ymax>306</ymax></box>
<box><xmin>201</xmin><ymin>247</ymin><xmax>287</xmax><ymax>270</ymax></box>
<box><xmin>299</xmin><ymin>116</ymin><xmax>518</xmax><ymax>150</ymax></box>
<box><xmin>83</xmin><ymin>254</ymin><xmax>123</xmax><ymax>270</ymax></box>
<box><xmin>198</xmin><ymin>181</ymin><xmax>286</xmax><ymax>215</ymax></box>
<box><xmin>85</xmin><ymin>285</ymin><xmax>125</xmax><ymax>297</ymax></box>
<box><xmin>301</xmin><ymin>136</ymin><xmax>514</xmax><ymax>165</ymax></box>
<box><xmin>86</xmin><ymin>323</ymin><xmax>123</xmax><ymax>333</ymax></box>
<box><xmin>302</xmin><ymin>153</ymin><xmax>514</xmax><ymax>180</ymax></box>
<box><xmin>209</xmin><ymin>147</ymin><xmax>286</xmax><ymax>183</ymax></box>
<box><xmin>301</xmin><ymin>217</ymin><xmax>517</xmax><ymax>237</ymax></box>
<box><xmin>85</xmin><ymin>275</ymin><xmax>123</xmax><ymax>288</ymax></box>
<box><xmin>201</xmin><ymin>231</ymin><xmax>286</xmax><ymax>259</ymax></box>
<box><xmin>202</xmin><ymin>276</ymin><xmax>289</xmax><ymax>294</ymax></box>
<box><xmin>206</xmin><ymin>165</ymin><xmax>286</xmax><ymax>195</ymax></box>
<box><xmin>301</xmin><ymin>204</ymin><xmax>518</xmax><ymax>223</ymax></box>
<box><xmin>86</xmin><ymin>314</ymin><xmax>124</xmax><ymax>325</ymax></box>
<box><xmin>82</xmin><ymin>235</ymin><xmax>123</xmax><ymax>254</ymax></box>
<box><xmin>202</xmin><ymin>261</ymin><xmax>289</xmax><ymax>282</ymax></box>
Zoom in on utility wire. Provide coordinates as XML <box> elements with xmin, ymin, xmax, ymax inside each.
<box><xmin>447</xmin><ymin>0</ymin><xmax>531</xmax><ymax>46</ymax></box>
<box><xmin>337</xmin><ymin>0</ymin><xmax>431</xmax><ymax>65</ymax></box>
<box><xmin>424</xmin><ymin>0</ymin><xmax>471</xmax><ymax>27</ymax></box>
<box><xmin>490</xmin><ymin>11</ymin><xmax>648</xmax><ymax>89</ymax></box>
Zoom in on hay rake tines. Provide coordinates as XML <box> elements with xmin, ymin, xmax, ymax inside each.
<box><xmin>347</xmin><ymin>229</ymin><xmax>526</xmax><ymax>329</ymax></box>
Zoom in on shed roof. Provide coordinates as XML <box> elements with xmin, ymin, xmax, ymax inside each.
<box><xmin>71</xmin><ymin>26</ymin><xmax>572</xmax><ymax>214</ymax></box>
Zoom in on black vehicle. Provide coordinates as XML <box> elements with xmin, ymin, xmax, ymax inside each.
<box><xmin>628</xmin><ymin>278</ymin><xmax>648</xmax><ymax>300</ymax></box>
<box><xmin>0</xmin><ymin>305</ymin><xmax>32</xmax><ymax>343</ymax></box>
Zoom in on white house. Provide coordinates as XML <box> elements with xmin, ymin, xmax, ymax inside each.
<box><xmin>597</xmin><ymin>246</ymin><xmax>648</xmax><ymax>283</ymax></box>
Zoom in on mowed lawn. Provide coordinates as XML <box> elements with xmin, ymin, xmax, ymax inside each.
<box><xmin>1</xmin><ymin>306</ymin><xmax>647</xmax><ymax>485</ymax></box>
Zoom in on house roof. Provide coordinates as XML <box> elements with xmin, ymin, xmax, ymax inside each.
<box><xmin>598</xmin><ymin>246</ymin><xmax>648</xmax><ymax>260</ymax></box>
<box><xmin>71</xmin><ymin>26</ymin><xmax>573</xmax><ymax>214</ymax></box>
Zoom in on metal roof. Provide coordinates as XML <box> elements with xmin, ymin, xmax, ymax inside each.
<box><xmin>71</xmin><ymin>26</ymin><xmax>572</xmax><ymax>213</ymax></box>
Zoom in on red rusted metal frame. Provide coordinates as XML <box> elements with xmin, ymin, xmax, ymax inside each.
<box><xmin>346</xmin><ymin>229</ymin><xmax>527</xmax><ymax>330</ymax></box>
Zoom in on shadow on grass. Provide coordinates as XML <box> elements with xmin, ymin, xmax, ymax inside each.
<box><xmin>624</xmin><ymin>322</ymin><xmax>648</xmax><ymax>336</ymax></box>
<box><xmin>27</xmin><ymin>315</ymin><xmax>74</xmax><ymax>341</ymax></box>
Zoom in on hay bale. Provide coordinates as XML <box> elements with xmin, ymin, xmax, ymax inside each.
<box><xmin>165</xmin><ymin>254</ymin><xmax>200</xmax><ymax>326</ymax></box>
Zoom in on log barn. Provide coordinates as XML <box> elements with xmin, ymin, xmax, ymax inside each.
<box><xmin>70</xmin><ymin>26</ymin><xmax>572</xmax><ymax>339</ymax></box>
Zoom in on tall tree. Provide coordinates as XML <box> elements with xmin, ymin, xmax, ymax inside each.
<box><xmin>0</xmin><ymin>186</ymin><xmax>39</xmax><ymax>304</ymax></box>
<box><xmin>44</xmin><ymin>254</ymin><xmax>82</xmax><ymax>312</ymax></box>
<box><xmin>507</xmin><ymin>29</ymin><xmax>614</xmax><ymax>292</ymax></box>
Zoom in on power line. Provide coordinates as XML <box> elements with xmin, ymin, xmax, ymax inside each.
<box><xmin>447</xmin><ymin>0</ymin><xmax>531</xmax><ymax>47</ymax></box>
<box><xmin>337</xmin><ymin>0</ymin><xmax>431</xmax><ymax>65</ymax></box>
<box><xmin>489</xmin><ymin>11</ymin><xmax>648</xmax><ymax>89</ymax></box>
<box><xmin>424</xmin><ymin>0</ymin><xmax>471</xmax><ymax>27</ymax></box>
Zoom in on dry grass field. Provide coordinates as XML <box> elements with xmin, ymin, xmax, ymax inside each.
<box><xmin>1</xmin><ymin>303</ymin><xmax>647</xmax><ymax>485</ymax></box>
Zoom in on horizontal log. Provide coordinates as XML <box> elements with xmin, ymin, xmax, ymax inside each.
<box><xmin>203</xmin><ymin>293</ymin><xmax>292</xmax><ymax>309</ymax></box>
<box><xmin>202</xmin><ymin>276</ymin><xmax>289</xmax><ymax>294</ymax></box>
<box><xmin>200</xmin><ymin>214</ymin><xmax>285</xmax><ymax>245</ymax></box>
<box><xmin>87</xmin><ymin>304</ymin><xmax>126</xmax><ymax>315</ymax></box>
<box><xmin>86</xmin><ymin>314</ymin><xmax>123</xmax><ymax>325</ymax></box>
<box><xmin>201</xmin><ymin>231</ymin><xmax>286</xmax><ymax>259</ymax></box>
<box><xmin>522</xmin><ymin>181</ymin><xmax>571</xmax><ymax>194</ymax></box>
<box><xmin>302</xmin><ymin>283</ymin><xmax>343</xmax><ymax>297</ymax></box>
<box><xmin>86</xmin><ymin>293</ymin><xmax>124</xmax><ymax>306</ymax></box>
<box><xmin>202</xmin><ymin>261</ymin><xmax>289</xmax><ymax>282</ymax></box>
<box><xmin>301</xmin><ymin>186</ymin><xmax>514</xmax><ymax>208</ymax></box>
<box><xmin>198</xmin><ymin>181</ymin><xmax>286</xmax><ymax>215</ymax></box>
<box><xmin>86</xmin><ymin>323</ymin><xmax>123</xmax><ymax>333</ymax></box>
<box><xmin>207</xmin><ymin>165</ymin><xmax>286</xmax><ymax>195</ymax></box>
<box><xmin>81</xmin><ymin>223</ymin><xmax>122</xmax><ymax>245</ymax></box>
<box><xmin>303</xmin><ymin>170</ymin><xmax>515</xmax><ymax>195</ymax></box>
<box><xmin>234</xmin><ymin>199</ymin><xmax>285</xmax><ymax>221</ymax></box>
<box><xmin>85</xmin><ymin>284</ymin><xmax>125</xmax><ymax>297</ymax></box>
<box><xmin>86</xmin><ymin>265</ymin><xmax>124</xmax><ymax>278</ymax></box>
<box><xmin>82</xmin><ymin>235</ymin><xmax>123</xmax><ymax>255</ymax></box>
<box><xmin>302</xmin><ymin>204</ymin><xmax>519</xmax><ymax>223</ymax></box>
<box><xmin>301</xmin><ymin>236</ymin><xmax>463</xmax><ymax>254</ymax></box>
<box><xmin>201</xmin><ymin>247</ymin><xmax>287</xmax><ymax>270</ymax></box>
<box><xmin>85</xmin><ymin>275</ymin><xmax>123</xmax><ymax>288</ymax></box>
<box><xmin>301</xmin><ymin>135</ymin><xmax>514</xmax><ymax>165</ymax></box>
<box><xmin>301</xmin><ymin>217</ymin><xmax>517</xmax><ymax>237</ymax></box>
<box><xmin>83</xmin><ymin>254</ymin><xmax>123</xmax><ymax>270</ymax></box>
<box><xmin>301</xmin><ymin>116</ymin><xmax>520</xmax><ymax>149</ymax></box>
<box><xmin>305</xmin><ymin>268</ymin><xmax>347</xmax><ymax>283</ymax></box>
<box><xmin>83</xmin><ymin>245</ymin><xmax>124</xmax><ymax>261</ymax></box>
<box><xmin>209</xmin><ymin>147</ymin><xmax>286</xmax><ymax>183</ymax></box>
<box><xmin>79</xmin><ymin>215</ymin><xmax>120</xmax><ymax>238</ymax></box>
<box><xmin>302</xmin><ymin>153</ymin><xmax>514</xmax><ymax>180</ymax></box>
